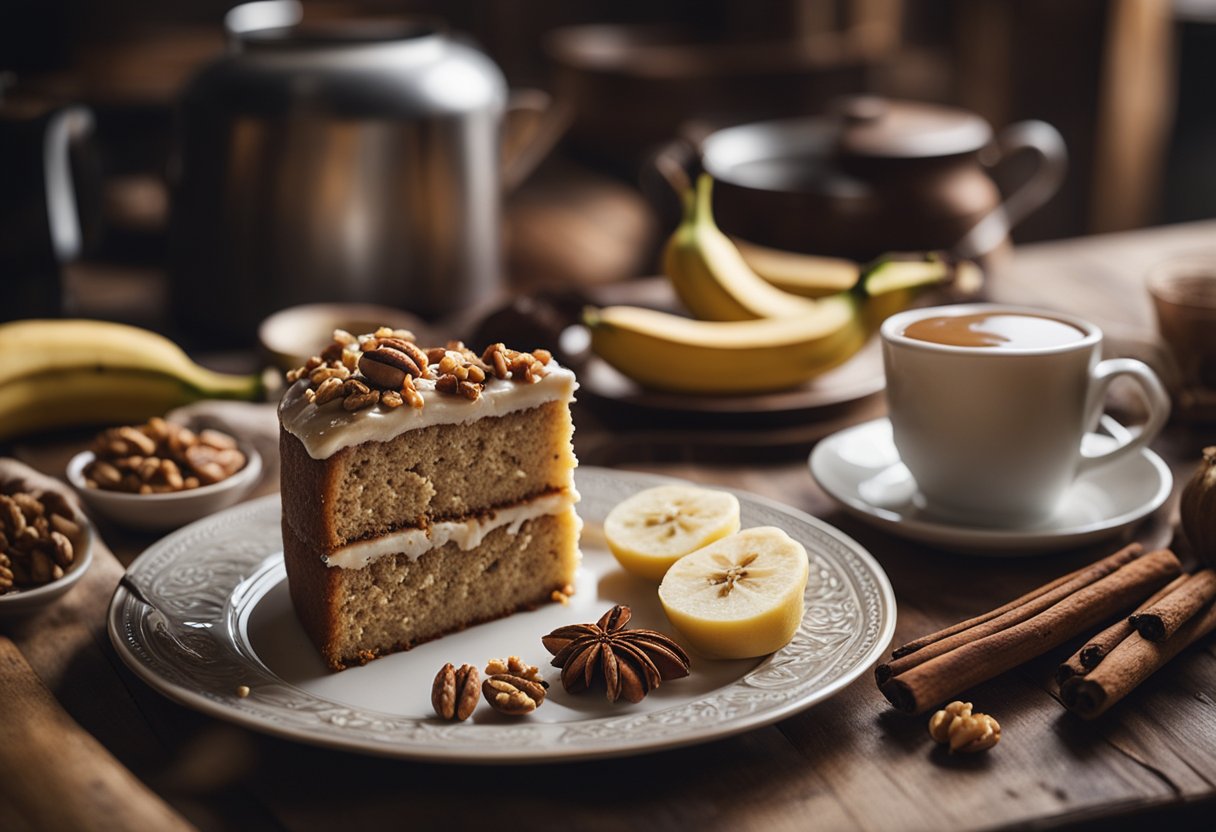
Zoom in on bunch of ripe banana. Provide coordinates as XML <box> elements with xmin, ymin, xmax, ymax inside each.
<box><xmin>0</xmin><ymin>319</ymin><xmax>263</xmax><ymax>441</ymax></box>
<box><xmin>585</xmin><ymin>175</ymin><xmax>981</xmax><ymax>395</ymax></box>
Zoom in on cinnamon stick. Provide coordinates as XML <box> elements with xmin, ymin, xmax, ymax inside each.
<box><xmin>876</xmin><ymin>543</ymin><xmax>1145</xmax><ymax>685</ymax></box>
<box><xmin>888</xmin><ymin>543</ymin><xmax>1142</xmax><ymax>660</ymax></box>
<box><xmin>1055</xmin><ymin>652</ymin><xmax>1089</xmax><ymax>686</ymax></box>
<box><xmin>881</xmin><ymin>549</ymin><xmax>1181</xmax><ymax>714</ymax></box>
<box><xmin>1054</xmin><ymin>574</ymin><xmax>1188</xmax><ymax>685</ymax></box>
<box><xmin>1061</xmin><ymin>597</ymin><xmax>1216</xmax><ymax>719</ymax></box>
<box><xmin>1129</xmin><ymin>569</ymin><xmax>1216</xmax><ymax>641</ymax></box>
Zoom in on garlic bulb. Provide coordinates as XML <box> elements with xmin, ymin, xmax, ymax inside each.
<box><xmin>1180</xmin><ymin>447</ymin><xmax>1216</xmax><ymax>566</ymax></box>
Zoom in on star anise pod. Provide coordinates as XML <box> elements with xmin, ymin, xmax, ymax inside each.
<box><xmin>541</xmin><ymin>605</ymin><xmax>691</xmax><ymax>703</ymax></box>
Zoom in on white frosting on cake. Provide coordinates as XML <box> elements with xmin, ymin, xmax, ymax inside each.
<box><xmin>279</xmin><ymin>363</ymin><xmax>577</xmax><ymax>460</ymax></box>
<box><xmin>324</xmin><ymin>490</ymin><xmax>580</xmax><ymax>569</ymax></box>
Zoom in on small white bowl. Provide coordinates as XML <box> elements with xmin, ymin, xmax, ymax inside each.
<box><xmin>0</xmin><ymin>514</ymin><xmax>95</xmax><ymax>616</ymax></box>
<box><xmin>66</xmin><ymin>445</ymin><xmax>263</xmax><ymax>532</ymax></box>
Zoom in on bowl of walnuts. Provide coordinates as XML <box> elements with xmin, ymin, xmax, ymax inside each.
<box><xmin>66</xmin><ymin>418</ymin><xmax>262</xmax><ymax>531</ymax></box>
<box><xmin>0</xmin><ymin>480</ymin><xmax>95</xmax><ymax>615</ymax></box>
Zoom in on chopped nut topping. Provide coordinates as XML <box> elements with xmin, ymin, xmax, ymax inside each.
<box><xmin>310</xmin><ymin>365</ymin><xmax>350</xmax><ymax>385</ymax></box>
<box><xmin>319</xmin><ymin>341</ymin><xmax>344</xmax><ymax>363</ymax></box>
<box><xmin>342</xmin><ymin>387</ymin><xmax>380</xmax><ymax>411</ymax></box>
<box><xmin>401</xmin><ymin>376</ymin><xmax>424</xmax><ymax>409</ymax></box>
<box><xmin>284</xmin><ymin>328</ymin><xmax>562</xmax><ymax>413</ymax></box>
<box><xmin>314</xmin><ymin>376</ymin><xmax>345</xmax><ymax>405</ymax></box>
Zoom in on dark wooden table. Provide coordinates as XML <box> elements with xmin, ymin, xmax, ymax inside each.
<box><xmin>4</xmin><ymin>220</ymin><xmax>1216</xmax><ymax>831</ymax></box>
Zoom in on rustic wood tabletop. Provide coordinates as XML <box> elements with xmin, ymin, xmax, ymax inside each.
<box><xmin>3</xmin><ymin>218</ymin><xmax>1216</xmax><ymax>832</ymax></box>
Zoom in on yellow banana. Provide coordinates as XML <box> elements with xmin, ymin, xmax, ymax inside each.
<box><xmin>737</xmin><ymin>238</ymin><xmax>981</xmax><ymax>300</ymax></box>
<box><xmin>584</xmin><ymin>301</ymin><xmax>868</xmax><ymax>395</ymax></box>
<box><xmin>663</xmin><ymin>175</ymin><xmax>825</xmax><ymax>321</ymax></box>
<box><xmin>595</xmin><ymin>175</ymin><xmax>982</xmax><ymax>395</ymax></box>
<box><xmin>733</xmin><ymin>238</ymin><xmax>859</xmax><ymax>298</ymax></box>
<box><xmin>664</xmin><ymin>175</ymin><xmax>974</xmax><ymax>315</ymax></box>
<box><xmin>0</xmin><ymin>319</ymin><xmax>262</xmax><ymax>441</ymax></box>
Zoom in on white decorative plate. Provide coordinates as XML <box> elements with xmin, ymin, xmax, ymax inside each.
<box><xmin>108</xmin><ymin>467</ymin><xmax>895</xmax><ymax>763</ymax></box>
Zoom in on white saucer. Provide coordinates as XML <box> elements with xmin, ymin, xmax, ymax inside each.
<box><xmin>809</xmin><ymin>418</ymin><xmax>1173</xmax><ymax>554</ymax></box>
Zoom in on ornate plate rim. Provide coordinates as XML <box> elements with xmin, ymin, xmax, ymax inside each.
<box><xmin>107</xmin><ymin>466</ymin><xmax>895</xmax><ymax>763</ymax></box>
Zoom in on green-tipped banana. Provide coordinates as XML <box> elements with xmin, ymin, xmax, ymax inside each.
<box><xmin>585</xmin><ymin>301</ymin><xmax>868</xmax><ymax>395</ymax></box>
<box><xmin>0</xmin><ymin>319</ymin><xmax>263</xmax><ymax>441</ymax></box>
<box><xmin>614</xmin><ymin>175</ymin><xmax>984</xmax><ymax>394</ymax></box>
<box><xmin>664</xmin><ymin>174</ymin><xmax>976</xmax><ymax>318</ymax></box>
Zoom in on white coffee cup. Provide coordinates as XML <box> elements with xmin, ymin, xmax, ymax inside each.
<box><xmin>880</xmin><ymin>303</ymin><xmax>1170</xmax><ymax>526</ymax></box>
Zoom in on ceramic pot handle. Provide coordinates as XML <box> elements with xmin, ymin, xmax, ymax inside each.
<box><xmin>501</xmin><ymin>90</ymin><xmax>570</xmax><ymax>192</ymax></box>
<box><xmin>1075</xmin><ymin>357</ymin><xmax>1170</xmax><ymax>476</ymax></box>
<box><xmin>991</xmin><ymin>120</ymin><xmax>1069</xmax><ymax>229</ymax></box>
<box><xmin>955</xmin><ymin>120</ymin><xmax>1067</xmax><ymax>259</ymax></box>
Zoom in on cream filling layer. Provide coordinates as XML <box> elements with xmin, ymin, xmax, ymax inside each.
<box><xmin>279</xmin><ymin>365</ymin><xmax>577</xmax><ymax>460</ymax></box>
<box><xmin>323</xmin><ymin>490</ymin><xmax>580</xmax><ymax>570</ymax></box>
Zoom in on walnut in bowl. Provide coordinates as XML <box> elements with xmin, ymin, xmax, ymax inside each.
<box><xmin>66</xmin><ymin>419</ymin><xmax>262</xmax><ymax>531</ymax></box>
<box><xmin>0</xmin><ymin>484</ymin><xmax>94</xmax><ymax>616</ymax></box>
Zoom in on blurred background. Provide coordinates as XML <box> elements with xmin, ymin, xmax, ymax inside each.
<box><xmin>2</xmin><ymin>0</ymin><xmax>1213</xmax><ymax>346</ymax></box>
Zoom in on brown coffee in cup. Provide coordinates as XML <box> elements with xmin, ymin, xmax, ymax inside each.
<box><xmin>882</xmin><ymin>304</ymin><xmax>1170</xmax><ymax>525</ymax></box>
<box><xmin>902</xmin><ymin>311</ymin><xmax>1086</xmax><ymax>350</ymax></box>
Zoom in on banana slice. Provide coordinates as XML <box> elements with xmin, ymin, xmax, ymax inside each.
<box><xmin>658</xmin><ymin>526</ymin><xmax>810</xmax><ymax>659</ymax></box>
<box><xmin>604</xmin><ymin>485</ymin><xmax>741</xmax><ymax>581</ymax></box>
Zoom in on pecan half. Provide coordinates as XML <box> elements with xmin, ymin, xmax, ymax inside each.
<box><xmin>358</xmin><ymin>346</ymin><xmax>420</xmax><ymax>389</ymax></box>
<box><xmin>377</xmin><ymin>338</ymin><xmax>429</xmax><ymax>372</ymax></box>
<box><xmin>432</xmin><ymin>663</ymin><xmax>480</xmax><ymax>722</ymax></box>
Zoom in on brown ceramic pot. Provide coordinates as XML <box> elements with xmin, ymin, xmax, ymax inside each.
<box><xmin>667</xmin><ymin>96</ymin><xmax>1067</xmax><ymax>263</ymax></box>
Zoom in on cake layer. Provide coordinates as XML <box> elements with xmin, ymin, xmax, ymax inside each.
<box><xmin>283</xmin><ymin>507</ymin><xmax>581</xmax><ymax>670</ymax></box>
<box><xmin>280</xmin><ymin>400</ymin><xmax>577</xmax><ymax>551</ymax></box>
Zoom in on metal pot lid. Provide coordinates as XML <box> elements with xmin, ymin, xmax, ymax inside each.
<box><xmin>833</xmin><ymin>96</ymin><xmax>992</xmax><ymax>159</ymax></box>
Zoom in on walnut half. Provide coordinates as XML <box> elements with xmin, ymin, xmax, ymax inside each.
<box><xmin>482</xmin><ymin>674</ymin><xmax>547</xmax><ymax>716</ymax></box>
<box><xmin>928</xmin><ymin>700</ymin><xmax>1001</xmax><ymax>754</ymax></box>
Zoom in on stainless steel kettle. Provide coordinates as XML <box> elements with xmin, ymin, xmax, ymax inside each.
<box><xmin>170</xmin><ymin>1</ymin><xmax>559</xmax><ymax>345</ymax></box>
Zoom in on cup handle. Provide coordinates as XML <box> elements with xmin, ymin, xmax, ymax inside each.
<box><xmin>1076</xmin><ymin>358</ymin><xmax>1171</xmax><ymax>476</ymax></box>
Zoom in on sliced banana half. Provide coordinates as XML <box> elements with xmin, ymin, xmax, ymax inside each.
<box><xmin>658</xmin><ymin>526</ymin><xmax>810</xmax><ymax>659</ymax></box>
<box><xmin>604</xmin><ymin>484</ymin><xmax>741</xmax><ymax>581</ymax></box>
